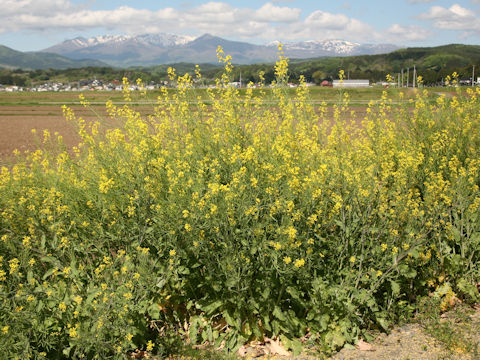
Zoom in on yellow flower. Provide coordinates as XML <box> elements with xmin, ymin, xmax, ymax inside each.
<box><xmin>283</xmin><ymin>256</ymin><xmax>292</xmax><ymax>264</ymax></box>
<box><xmin>146</xmin><ymin>340</ymin><xmax>155</xmax><ymax>351</ymax></box>
<box><xmin>169</xmin><ymin>249</ymin><xmax>176</xmax><ymax>257</ymax></box>
<box><xmin>349</xmin><ymin>256</ymin><xmax>356</xmax><ymax>264</ymax></box>
<box><xmin>59</xmin><ymin>302</ymin><xmax>67</xmax><ymax>312</ymax></box>
<box><xmin>2</xmin><ymin>326</ymin><xmax>8</xmax><ymax>334</ymax></box>
<box><xmin>22</xmin><ymin>236</ymin><xmax>31</xmax><ymax>248</ymax></box>
<box><xmin>69</xmin><ymin>327</ymin><xmax>78</xmax><ymax>338</ymax></box>
<box><xmin>125</xmin><ymin>333</ymin><xmax>133</xmax><ymax>341</ymax></box>
<box><xmin>8</xmin><ymin>258</ymin><xmax>19</xmax><ymax>274</ymax></box>
<box><xmin>294</xmin><ymin>258</ymin><xmax>305</xmax><ymax>268</ymax></box>
<box><xmin>272</xmin><ymin>242</ymin><xmax>282</xmax><ymax>251</ymax></box>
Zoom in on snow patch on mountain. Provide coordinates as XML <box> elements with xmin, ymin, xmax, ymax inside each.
<box><xmin>56</xmin><ymin>33</ymin><xmax>195</xmax><ymax>50</ymax></box>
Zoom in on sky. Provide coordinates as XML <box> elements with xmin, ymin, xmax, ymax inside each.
<box><xmin>0</xmin><ymin>0</ymin><xmax>480</xmax><ymax>51</ymax></box>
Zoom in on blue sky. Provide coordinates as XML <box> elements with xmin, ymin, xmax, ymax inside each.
<box><xmin>1</xmin><ymin>0</ymin><xmax>479</xmax><ymax>51</ymax></box>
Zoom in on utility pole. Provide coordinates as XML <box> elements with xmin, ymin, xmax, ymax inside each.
<box><xmin>398</xmin><ymin>73</ymin><xmax>400</xmax><ymax>88</ymax></box>
<box><xmin>473</xmin><ymin>65</ymin><xmax>475</xmax><ymax>87</ymax></box>
<box><xmin>413</xmin><ymin>65</ymin><xmax>416</xmax><ymax>88</ymax></box>
<box><xmin>401</xmin><ymin>69</ymin><xmax>404</xmax><ymax>87</ymax></box>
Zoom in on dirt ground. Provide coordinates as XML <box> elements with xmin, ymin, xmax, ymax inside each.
<box><xmin>231</xmin><ymin>305</ymin><xmax>480</xmax><ymax>360</ymax></box>
<box><xmin>0</xmin><ymin>100</ymin><xmax>368</xmax><ymax>164</ymax></box>
<box><xmin>0</xmin><ymin>105</ymin><xmax>82</xmax><ymax>161</ymax></box>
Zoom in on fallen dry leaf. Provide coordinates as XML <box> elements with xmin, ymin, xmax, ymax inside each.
<box><xmin>265</xmin><ymin>337</ymin><xmax>291</xmax><ymax>356</ymax></box>
<box><xmin>356</xmin><ymin>339</ymin><xmax>375</xmax><ymax>351</ymax></box>
<box><xmin>237</xmin><ymin>345</ymin><xmax>248</xmax><ymax>357</ymax></box>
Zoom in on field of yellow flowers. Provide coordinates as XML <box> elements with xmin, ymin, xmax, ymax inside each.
<box><xmin>1</xmin><ymin>47</ymin><xmax>480</xmax><ymax>359</ymax></box>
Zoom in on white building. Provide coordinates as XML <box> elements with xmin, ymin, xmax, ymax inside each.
<box><xmin>332</xmin><ymin>79</ymin><xmax>370</xmax><ymax>88</ymax></box>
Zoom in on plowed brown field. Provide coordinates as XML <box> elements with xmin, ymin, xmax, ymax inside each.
<box><xmin>0</xmin><ymin>90</ymin><xmax>380</xmax><ymax>164</ymax></box>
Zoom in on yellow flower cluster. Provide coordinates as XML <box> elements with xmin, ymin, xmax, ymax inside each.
<box><xmin>1</xmin><ymin>47</ymin><xmax>479</xmax><ymax>358</ymax></box>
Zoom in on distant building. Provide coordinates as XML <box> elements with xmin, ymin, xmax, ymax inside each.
<box><xmin>332</xmin><ymin>79</ymin><xmax>370</xmax><ymax>88</ymax></box>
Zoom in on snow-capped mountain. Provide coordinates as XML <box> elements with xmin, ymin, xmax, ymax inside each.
<box><xmin>64</xmin><ymin>34</ymin><xmax>194</xmax><ymax>49</ymax></box>
<box><xmin>268</xmin><ymin>39</ymin><xmax>399</xmax><ymax>57</ymax></box>
<box><xmin>44</xmin><ymin>33</ymin><xmax>194</xmax><ymax>56</ymax></box>
<box><xmin>282</xmin><ymin>40</ymin><xmax>360</xmax><ymax>54</ymax></box>
<box><xmin>42</xmin><ymin>33</ymin><xmax>402</xmax><ymax>67</ymax></box>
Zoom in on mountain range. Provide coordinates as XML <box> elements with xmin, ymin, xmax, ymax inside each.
<box><xmin>0</xmin><ymin>45</ymin><xmax>107</xmax><ymax>70</ymax></box>
<box><xmin>40</xmin><ymin>33</ymin><xmax>402</xmax><ymax>67</ymax></box>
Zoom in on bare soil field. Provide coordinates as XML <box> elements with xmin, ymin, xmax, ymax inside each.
<box><xmin>0</xmin><ymin>105</ymin><xmax>93</xmax><ymax>162</ymax></box>
<box><xmin>0</xmin><ymin>91</ymin><xmax>371</xmax><ymax>164</ymax></box>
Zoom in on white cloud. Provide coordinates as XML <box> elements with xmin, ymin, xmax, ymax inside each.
<box><xmin>305</xmin><ymin>10</ymin><xmax>350</xmax><ymax>30</ymax></box>
<box><xmin>386</xmin><ymin>24</ymin><xmax>432</xmax><ymax>41</ymax></box>
<box><xmin>420</xmin><ymin>4</ymin><xmax>480</xmax><ymax>31</ymax></box>
<box><xmin>0</xmin><ymin>0</ymin><xmax>433</xmax><ymax>44</ymax></box>
<box><xmin>254</xmin><ymin>3</ymin><xmax>301</xmax><ymax>23</ymax></box>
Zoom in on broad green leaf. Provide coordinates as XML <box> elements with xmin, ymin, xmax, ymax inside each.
<box><xmin>273</xmin><ymin>306</ymin><xmax>286</xmax><ymax>321</ymax></box>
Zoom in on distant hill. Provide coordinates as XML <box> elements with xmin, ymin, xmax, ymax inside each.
<box><xmin>0</xmin><ymin>45</ymin><xmax>108</xmax><ymax>70</ymax></box>
<box><xmin>1</xmin><ymin>43</ymin><xmax>479</xmax><ymax>86</ymax></box>
<box><xmin>216</xmin><ymin>43</ymin><xmax>480</xmax><ymax>85</ymax></box>
<box><xmin>41</xmin><ymin>33</ymin><xmax>401</xmax><ymax>67</ymax></box>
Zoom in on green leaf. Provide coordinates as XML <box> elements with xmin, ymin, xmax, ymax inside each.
<box><xmin>262</xmin><ymin>314</ymin><xmax>272</xmax><ymax>332</ymax></box>
<box><xmin>62</xmin><ymin>347</ymin><xmax>72</xmax><ymax>356</ymax></box>
<box><xmin>318</xmin><ymin>314</ymin><xmax>330</xmax><ymax>331</ymax></box>
<box><xmin>286</xmin><ymin>286</ymin><xmax>300</xmax><ymax>300</ymax></box>
<box><xmin>273</xmin><ymin>306</ymin><xmax>286</xmax><ymax>321</ymax></box>
<box><xmin>27</xmin><ymin>270</ymin><xmax>33</xmax><ymax>283</ymax></box>
<box><xmin>262</xmin><ymin>287</ymin><xmax>270</xmax><ymax>300</ymax></box>
<box><xmin>42</xmin><ymin>268</ymin><xmax>56</xmax><ymax>280</ymax></box>
<box><xmin>223</xmin><ymin>310</ymin><xmax>236</xmax><ymax>327</ymax></box>
<box><xmin>457</xmin><ymin>278</ymin><xmax>480</xmax><ymax>301</ymax></box>
<box><xmin>225</xmin><ymin>333</ymin><xmax>238</xmax><ymax>351</ymax></box>
<box><xmin>376</xmin><ymin>317</ymin><xmax>389</xmax><ymax>331</ymax></box>
<box><xmin>147</xmin><ymin>303</ymin><xmax>161</xmax><ymax>319</ymax></box>
<box><xmin>390</xmin><ymin>280</ymin><xmax>400</xmax><ymax>296</ymax></box>
<box><xmin>145</xmin><ymin>227</ymin><xmax>154</xmax><ymax>234</ymax></box>
<box><xmin>189</xmin><ymin>318</ymin><xmax>200</xmax><ymax>344</ymax></box>
<box><xmin>290</xmin><ymin>338</ymin><xmax>303</xmax><ymax>356</ymax></box>
<box><xmin>155</xmin><ymin>278</ymin><xmax>166</xmax><ymax>289</ymax></box>
<box><xmin>201</xmin><ymin>300</ymin><xmax>223</xmax><ymax>315</ymax></box>
<box><xmin>328</xmin><ymin>330</ymin><xmax>346</xmax><ymax>348</ymax></box>
<box><xmin>176</xmin><ymin>266</ymin><xmax>190</xmax><ymax>275</ymax></box>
